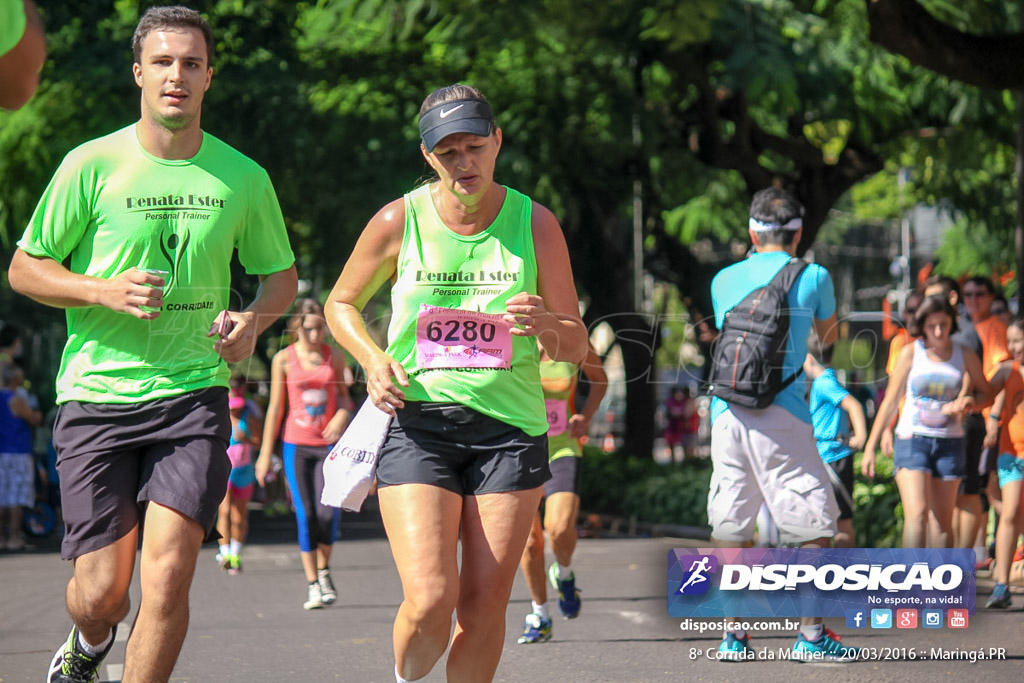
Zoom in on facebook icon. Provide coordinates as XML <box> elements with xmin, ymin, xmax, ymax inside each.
<box><xmin>845</xmin><ymin>609</ymin><xmax>866</xmax><ymax>629</ymax></box>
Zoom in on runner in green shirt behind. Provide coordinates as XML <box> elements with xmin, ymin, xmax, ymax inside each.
<box><xmin>517</xmin><ymin>341</ymin><xmax>607</xmax><ymax>644</ymax></box>
<box><xmin>0</xmin><ymin>0</ymin><xmax>45</xmax><ymax>110</ymax></box>
<box><xmin>8</xmin><ymin>7</ymin><xmax>297</xmax><ymax>683</ymax></box>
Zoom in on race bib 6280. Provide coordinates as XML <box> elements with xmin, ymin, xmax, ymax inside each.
<box><xmin>415</xmin><ymin>304</ymin><xmax>513</xmax><ymax>370</ymax></box>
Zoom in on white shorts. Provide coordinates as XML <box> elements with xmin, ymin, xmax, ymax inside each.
<box><xmin>707</xmin><ymin>404</ymin><xmax>838</xmax><ymax>544</ymax></box>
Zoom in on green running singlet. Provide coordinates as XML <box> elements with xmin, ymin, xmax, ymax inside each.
<box><xmin>19</xmin><ymin>124</ymin><xmax>295</xmax><ymax>404</ymax></box>
<box><xmin>540</xmin><ymin>358</ymin><xmax>582</xmax><ymax>460</ymax></box>
<box><xmin>385</xmin><ymin>184</ymin><xmax>547</xmax><ymax>436</ymax></box>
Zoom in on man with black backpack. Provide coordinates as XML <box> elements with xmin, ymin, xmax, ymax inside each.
<box><xmin>705</xmin><ymin>187</ymin><xmax>859</xmax><ymax>662</ymax></box>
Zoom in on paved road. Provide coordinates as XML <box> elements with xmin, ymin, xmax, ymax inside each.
<box><xmin>1</xmin><ymin>508</ymin><xmax>1021</xmax><ymax>682</ymax></box>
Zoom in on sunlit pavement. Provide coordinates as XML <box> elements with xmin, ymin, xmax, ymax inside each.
<box><xmin>1</xmin><ymin>509</ymin><xmax>1019</xmax><ymax>682</ymax></box>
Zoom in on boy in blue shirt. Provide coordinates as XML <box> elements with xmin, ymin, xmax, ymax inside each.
<box><xmin>805</xmin><ymin>334</ymin><xmax>867</xmax><ymax>548</ymax></box>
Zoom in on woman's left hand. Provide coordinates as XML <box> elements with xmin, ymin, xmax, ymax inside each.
<box><xmin>504</xmin><ymin>292</ymin><xmax>550</xmax><ymax>336</ymax></box>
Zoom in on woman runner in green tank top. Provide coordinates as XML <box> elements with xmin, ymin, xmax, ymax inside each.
<box><xmin>325</xmin><ymin>84</ymin><xmax>587</xmax><ymax>683</ymax></box>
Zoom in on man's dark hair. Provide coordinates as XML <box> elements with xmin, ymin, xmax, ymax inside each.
<box><xmin>923</xmin><ymin>274</ymin><xmax>960</xmax><ymax>298</ymax></box>
<box><xmin>749</xmin><ymin>187</ymin><xmax>803</xmax><ymax>247</ymax></box>
<box><xmin>963</xmin><ymin>275</ymin><xmax>997</xmax><ymax>296</ymax></box>
<box><xmin>908</xmin><ymin>294</ymin><xmax>960</xmax><ymax>338</ymax></box>
<box><xmin>132</xmin><ymin>6</ymin><xmax>213</xmax><ymax>67</ymax></box>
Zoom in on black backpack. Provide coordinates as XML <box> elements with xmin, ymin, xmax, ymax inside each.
<box><xmin>706</xmin><ymin>258</ymin><xmax>808</xmax><ymax>409</ymax></box>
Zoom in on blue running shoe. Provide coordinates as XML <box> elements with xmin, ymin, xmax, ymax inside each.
<box><xmin>986</xmin><ymin>583</ymin><xmax>1012</xmax><ymax>609</ymax></box>
<box><xmin>547</xmin><ymin>563</ymin><xmax>581</xmax><ymax>618</ymax></box>
<box><xmin>717</xmin><ymin>632</ymin><xmax>755</xmax><ymax>662</ymax></box>
<box><xmin>517</xmin><ymin>613</ymin><xmax>553</xmax><ymax>644</ymax></box>
<box><xmin>791</xmin><ymin>632</ymin><xmax>859</xmax><ymax>662</ymax></box>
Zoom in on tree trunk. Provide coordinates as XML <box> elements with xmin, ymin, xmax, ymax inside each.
<box><xmin>866</xmin><ymin>0</ymin><xmax>1024</xmax><ymax>91</ymax></box>
<box><xmin>607</xmin><ymin>312</ymin><xmax>658</xmax><ymax>459</ymax></box>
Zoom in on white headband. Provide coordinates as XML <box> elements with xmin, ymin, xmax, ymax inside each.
<box><xmin>749</xmin><ymin>217</ymin><xmax>802</xmax><ymax>232</ymax></box>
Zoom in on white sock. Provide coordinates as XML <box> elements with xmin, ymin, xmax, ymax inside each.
<box><xmin>726</xmin><ymin>628</ymin><xmax>746</xmax><ymax>640</ymax></box>
<box><xmin>78</xmin><ymin>629</ymin><xmax>113</xmax><ymax>656</ymax></box>
<box><xmin>218</xmin><ymin>543</ymin><xmax>229</xmax><ymax>557</ymax></box>
<box><xmin>229</xmin><ymin>539</ymin><xmax>242</xmax><ymax>556</ymax></box>
<box><xmin>557</xmin><ymin>562</ymin><xmax>572</xmax><ymax>579</ymax></box>
<box><xmin>800</xmin><ymin>623</ymin><xmax>824</xmax><ymax>641</ymax></box>
<box><xmin>532</xmin><ymin>601</ymin><xmax>550</xmax><ymax>620</ymax></box>
<box><xmin>974</xmin><ymin>546</ymin><xmax>987</xmax><ymax>563</ymax></box>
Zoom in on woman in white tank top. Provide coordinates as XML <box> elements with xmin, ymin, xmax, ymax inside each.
<box><xmin>864</xmin><ymin>294</ymin><xmax>992</xmax><ymax>547</ymax></box>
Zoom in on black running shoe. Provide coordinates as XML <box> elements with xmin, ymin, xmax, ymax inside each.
<box><xmin>47</xmin><ymin>625</ymin><xmax>116</xmax><ymax>683</ymax></box>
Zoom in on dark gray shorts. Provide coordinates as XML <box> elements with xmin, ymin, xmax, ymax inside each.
<box><xmin>53</xmin><ymin>387</ymin><xmax>230</xmax><ymax>560</ymax></box>
<box><xmin>376</xmin><ymin>402</ymin><xmax>550</xmax><ymax>496</ymax></box>
<box><xmin>827</xmin><ymin>455</ymin><xmax>855</xmax><ymax>521</ymax></box>
<box><xmin>543</xmin><ymin>456</ymin><xmax>581</xmax><ymax>497</ymax></box>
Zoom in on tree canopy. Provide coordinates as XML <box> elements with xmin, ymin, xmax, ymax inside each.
<box><xmin>2</xmin><ymin>0</ymin><xmax>1020</xmax><ymax>451</ymax></box>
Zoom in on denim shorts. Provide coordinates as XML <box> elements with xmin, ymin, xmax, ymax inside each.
<box><xmin>996</xmin><ymin>453</ymin><xmax>1024</xmax><ymax>488</ymax></box>
<box><xmin>892</xmin><ymin>435</ymin><xmax>965</xmax><ymax>480</ymax></box>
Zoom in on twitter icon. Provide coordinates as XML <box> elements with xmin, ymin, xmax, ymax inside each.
<box><xmin>870</xmin><ymin>609</ymin><xmax>892</xmax><ymax>629</ymax></box>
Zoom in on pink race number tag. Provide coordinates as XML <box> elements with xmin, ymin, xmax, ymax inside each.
<box><xmin>545</xmin><ymin>399</ymin><xmax>568</xmax><ymax>436</ymax></box>
<box><xmin>415</xmin><ymin>305</ymin><xmax>513</xmax><ymax>369</ymax></box>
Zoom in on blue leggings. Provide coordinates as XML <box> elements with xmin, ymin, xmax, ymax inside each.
<box><xmin>282</xmin><ymin>443</ymin><xmax>341</xmax><ymax>552</ymax></box>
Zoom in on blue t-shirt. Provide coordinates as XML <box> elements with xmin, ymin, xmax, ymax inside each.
<box><xmin>710</xmin><ymin>251</ymin><xmax>836</xmax><ymax>424</ymax></box>
<box><xmin>1</xmin><ymin>388</ymin><xmax>33</xmax><ymax>453</ymax></box>
<box><xmin>809</xmin><ymin>368</ymin><xmax>852</xmax><ymax>463</ymax></box>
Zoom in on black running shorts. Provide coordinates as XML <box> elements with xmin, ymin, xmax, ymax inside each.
<box><xmin>53</xmin><ymin>387</ymin><xmax>231</xmax><ymax>560</ymax></box>
<box><xmin>376</xmin><ymin>402</ymin><xmax>550</xmax><ymax>495</ymax></box>
<box><xmin>959</xmin><ymin>413</ymin><xmax>986</xmax><ymax>495</ymax></box>
<box><xmin>543</xmin><ymin>455</ymin><xmax>581</xmax><ymax>497</ymax></box>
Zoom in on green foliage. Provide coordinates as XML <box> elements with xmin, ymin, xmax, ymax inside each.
<box><xmin>579</xmin><ymin>446</ymin><xmax>712</xmax><ymax>527</ymax></box>
<box><xmin>4</xmin><ymin>0</ymin><xmax>1024</xmax><ymax>434</ymax></box>
<box><xmin>660</xmin><ymin>173</ymin><xmax>749</xmax><ymax>245</ymax></box>
<box><xmin>852</xmin><ymin>451</ymin><xmax>903</xmax><ymax>548</ymax></box>
<box><xmin>620</xmin><ymin>464</ymin><xmax>712</xmax><ymax>528</ymax></box>
<box><xmin>831</xmin><ymin>338</ymin><xmax>874</xmax><ymax>377</ymax></box>
<box><xmin>935</xmin><ymin>220</ymin><xmax>1017</xmax><ymax>296</ymax></box>
<box><xmin>580</xmin><ymin>446</ymin><xmax>905</xmax><ymax>546</ymax></box>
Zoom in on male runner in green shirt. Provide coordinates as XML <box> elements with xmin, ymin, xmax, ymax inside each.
<box><xmin>8</xmin><ymin>7</ymin><xmax>297</xmax><ymax>683</ymax></box>
<box><xmin>0</xmin><ymin>0</ymin><xmax>45</xmax><ymax>110</ymax></box>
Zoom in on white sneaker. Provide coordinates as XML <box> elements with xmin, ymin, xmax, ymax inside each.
<box><xmin>303</xmin><ymin>582</ymin><xmax>324</xmax><ymax>611</ymax></box>
<box><xmin>317</xmin><ymin>568</ymin><xmax>337</xmax><ymax>605</ymax></box>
